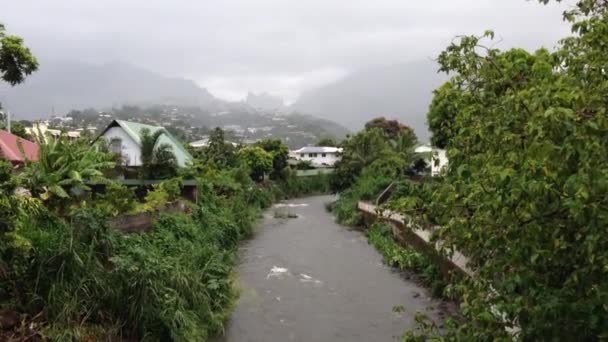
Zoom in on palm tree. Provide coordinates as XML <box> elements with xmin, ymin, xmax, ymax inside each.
<box><xmin>390</xmin><ymin>133</ymin><xmax>417</xmax><ymax>164</ymax></box>
<box><xmin>139</xmin><ymin>128</ymin><xmax>177</xmax><ymax>180</ymax></box>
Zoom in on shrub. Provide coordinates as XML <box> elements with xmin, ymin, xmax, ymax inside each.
<box><xmin>367</xmin><ymin>223</ymin><xmax>445</xmax><ymax>296</ymax></box>
<box><xmin>94</xmin><ymin>182</ymin><xmax>137</xmax><ymax>216</ymax></box>
<box><xmin>333</xmin><ymin>172</ymin><xmax>393</xmax><ymax>226</ymax></box>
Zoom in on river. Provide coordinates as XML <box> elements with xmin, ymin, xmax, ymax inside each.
<box><xmin>218</xmin><ymin>195</ymin><xmax>447</xmax><ymax>341</ymax></box>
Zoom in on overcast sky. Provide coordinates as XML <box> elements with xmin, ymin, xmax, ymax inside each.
<box><xmin>3</xmin><ymin>0</ymin><xmax>573</xmax><ymax>102</ymax></box>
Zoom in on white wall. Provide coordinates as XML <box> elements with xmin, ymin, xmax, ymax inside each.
<box><xmin>297</xmin><ymin>152</ymin><xmax>340</xmax><ymax>166</ymax></box>
<box><xmin>415</xmin><ymin>145</ymin><xmax>448</xmax><ymax>176</ymax></box>
<box><xmin>431</xmin><ymin>150</ymin><xmax>448</xmax><ymax>176</ymax></box>
<box><xmin>102</xmin><ymin>126</ymin><xmax>142</xmax><ymax>166</ymax></box>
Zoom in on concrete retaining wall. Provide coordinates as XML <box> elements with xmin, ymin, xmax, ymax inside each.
<box><xmin>358</xmin><ymin>201</ymin><xmax>473</xmax><ymax>277</ymax></box>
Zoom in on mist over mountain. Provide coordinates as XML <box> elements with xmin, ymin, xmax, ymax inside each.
<box><xmin>0</xmin><ymin>60</ymin><xmax>217</xmax><ymax>119</ymax></box>
<box><xmin>245</xmin><ymin>92</ymin><xmax>285</xmax><ymax>111</ymax></box>
<box><xmin>0</xmin><ymin>58</ymin><xmax>446</xmax><ymax>143</ymax></box>
<box><xmin>291</xmin><ymin>60</ymin><xmax>447</xmax><ymax>142</ymax></box>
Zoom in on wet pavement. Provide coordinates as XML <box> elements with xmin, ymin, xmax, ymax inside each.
<box><xmin>218</xmin><ymin>195</ymin><xmax>445</xmax><ymax>342</ymax></box>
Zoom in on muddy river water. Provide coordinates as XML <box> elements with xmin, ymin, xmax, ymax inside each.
<box><xmin>217</xmin><ymin>195</ymin><xmax>446</xmax><ymax>342</ymax></box>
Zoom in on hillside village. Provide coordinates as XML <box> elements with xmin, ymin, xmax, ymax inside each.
<box><xmin>19</xmin><ymin>104</ymin><xmax>349</xmax><ymax>149</ymax></box>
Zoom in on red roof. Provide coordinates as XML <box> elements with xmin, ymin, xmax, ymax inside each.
<box><xmin>0</xmin><ymin>130</ymin><xmax>39</xmax><ymax>163</ymax></box>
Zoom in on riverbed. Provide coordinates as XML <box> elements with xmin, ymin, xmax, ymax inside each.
<box><xmin>218</xmin><ymin>195</ymin><xmax>446</xmax><ymax>341</ymax></box>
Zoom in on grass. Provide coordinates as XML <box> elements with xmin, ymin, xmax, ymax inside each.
<box><xmin>367</xmin><ymin>223</ymin><xmax>446</xmax><ymax>297</ymax></box>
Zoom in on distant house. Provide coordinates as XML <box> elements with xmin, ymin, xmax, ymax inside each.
<box><xmin>96</xmin><ymin>120</ymin><xmax>192</xmax><ymax>167</ymax></box>
<box><xmin>292</xmin><ymin>146</ymin><xmax>342</xmax><ymax>167</ymax></box>
<box><xmin>415</xmin><ymin>145</ymin><xmax>448</xmax><ymax>176</ymax></box>
<box><xmin>189</xmin><ymin>138</ymin><xmax>210</xmax><ymax>149</ymax></box>
<box><xmin>189</xmin><ymin>136</ymin><xmax>239</xmax><ymax>149</ymax></box>
<box><xmin>25</xmin><ymin>122</ymin><xmax>81</xmax><ymax>142</ymax></box>
<box><xmin>0</xmin><ymin>130</ymin><xmax>39</xmax><ymax>165</ymax></box>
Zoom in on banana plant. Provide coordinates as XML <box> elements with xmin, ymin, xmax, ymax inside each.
<box><xmin>19</xmin><ymin>132</ymin><xmax>115</xmax><ymax>213</ymax></box>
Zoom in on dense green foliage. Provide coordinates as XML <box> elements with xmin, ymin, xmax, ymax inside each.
<box><xmin>255</xmin><ymin>138</ymin><xmax>289</xmax><ymax>180</ymax></box>
<box><xmin>316</xmin><ymin>137</ymin><xmax>338</xmax><ymax>147</ymax></box>
<box><xmin>0</xmin><ymin>23</ymin><xmax>38</xmax><ymax>85</ymax></box>
<box><xmin>368</xmin><ymin>223</ymin><xmax>445</xmax><ymax>296</ymax></box>
<box><xmin>203</xmin><ymin>127</ymin><xmax>237</xmax><ymax>168</ymax></box>
<box><xmin>332</xmin><ymin>169</ymin><xmax>393</xmax><ymax>226</ymax></box>
<box><xmin>275</xmin><ymin>170</ymin><xmax>332</xmax><ymax>199</ymax></box>
<box><xmin>330</xmin><ymin>117</ymin><xmax>421</xmax><ymax>226</ymax></box>
<box><xmin>331</xmin><ymin>117</ymin><xmax>418</xmax><ymax>193</ymax></box>
<box><xmin>0</xmin><ymin>165</ymin><xmax>269</xmax><ymax>340</ymax></box>
<box><xmin>236</xmin><ymin>146</ymin><xmax>273</xmax><ymax>182</ymax></box>
<box><xmin>0</xmin><ymin>127</ymin><xmax>332</xmax><ymax>340</ymax></box>
<box><xmin>396</xmin><ymin>1</ymin><xmax>608</xmax><ymax>339</ymax></box>
<box><xmin>20</xmin><ymin>135</ymin><xmax>116</xmax><ymax>214</ymax></box>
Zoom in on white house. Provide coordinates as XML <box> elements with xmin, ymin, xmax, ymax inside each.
<box><xmin>292</xmin><ymin>146</ymin><xmax>342</xmax><ymax>167</ymax></box>
<box><xmin>25</xmin><ymin>122</ymin><xmax>81</xmax><ymax>142</ymax></box>
<box><xmin>415</xmin><ymin>145</ymin><xmax>448</xmax><ymax>176</ymax></box>
<box><xmin>189</xmin><ymin>136</ymin><xmax>239</xmax><ymax>149</ymax></box>
<box><xmin>95</xmin><ymin>120</ymin><xmax>192</xmax><ymax>167</ymax></box>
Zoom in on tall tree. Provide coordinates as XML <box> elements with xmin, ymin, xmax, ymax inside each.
<box><xmin>236</xmin><ymin>146</ymin><xmax>272</xmax><ymax>182</ymax></box>
<box><xmin>331</xmin><ymin>118</ymin><xmax>418</xmax><ymax>192</ymax></box>
<box><xmin>400</xmin><ymin>1</ymin><xmax>608</xmax><ymax>339</ymax></box>
<box><xmin>364</xmin><ymin>117</ymin><xmax>416</xmax><ymax>140</ymax></box>
<box><xmin>316</xmin><ymin>137</ymin><xmax>337</xmax><ymax>147</ymax></box>
<box><xmin>206</xmin><ymin>127</ymin><xmax>236</xmax><ymax>167</ymax></box>
<box><xmin>0</xmin><ymin>23</ymin><xmax>38</xmax><ymax>85</ymax></box>
<box><xmin>255</xmin><ymin>138</ymin><xmax>288</xmax><ymax>180</ymax></box>
<box><xmin>427</xmin><ymin>82</ymin><xmax>459</xmax><ymax>149</ymax></box>
<box><xmin>139</xmin><ymin>128</ymin><xmax>177</xmax><ymax>180</ymax></box>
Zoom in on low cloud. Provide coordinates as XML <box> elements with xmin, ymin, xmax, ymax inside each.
<box><xmin>3</xmin><ymin>0</ymin><xmax>573</xmax><ymax>101</ymax></box>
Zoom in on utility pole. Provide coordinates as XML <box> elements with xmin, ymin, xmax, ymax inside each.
<box><xmin>6</xmin><ymin>110</ymin><xmax>10</xmax><ymax>133</ymax></box>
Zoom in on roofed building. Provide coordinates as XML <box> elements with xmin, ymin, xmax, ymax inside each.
<box><xmin>0</xmin><ymin>130</ymin><xmax>39</xmax><ymax>165</ymax></box>
<box><xmin>25</xmin><ymin>122</ymin><xmax>81</xmax><ymax>142</ymax></box>
<box><xmin>291</xmin><ymin>146</ymin><xmax>342</xmax><ymax>167</ymax></box>
<box><xmin>96</xmin><ymin>120</ymin><xmax>192</xmax><ymax>167</ymax></box>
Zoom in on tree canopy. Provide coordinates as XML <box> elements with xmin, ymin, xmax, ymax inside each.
<box><xmin>0</xmin><ymin>23</ymin><xmax>38</xmax><ymax>86</ymax></box>
<box><xmin>331</xmin><ymin>118</ymin><xmax>418</xmax><ymax>192</ymax></box>
<box><xmin>255</xmin><ymin>138</ymin><xmax>289</xmax><ymax>180</ymax></box>
<box><xmin>203</xmin><ymin>127</ymin><xmax>237</xmax><ymax>167</ymax></box>
<box><xmin>397</xmin><ymin>1</ymin><xmax>608</xmax><ymax>339</ymax></box>
<box><xmin>364</xmin><ymin>117</ymin><xmax>416</xmax><ymax>141</ymax></box>
<box><xmin>236</xmin><ymin>146</ymin><xmax>273</xmax><ymax>182</ymax></box>
<box><xmin>316</xmin><ymin>137</ymin><xmax>337</xmax><ymax>147</ymax></box>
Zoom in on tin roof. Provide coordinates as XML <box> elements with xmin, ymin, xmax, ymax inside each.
<box><xmin>0</xmin><ymin>130</ymin><xmax>39</xmax><ymax>164</ymax></box>
<box><xmin>97</xmin><ymin>120</ymin><xmax>193</xmax><ymax>167</ymax></box>
<box><xmin>293</xmin><ymin>146</ymin><xmax>342</xmax><ymax>154</ymax></box>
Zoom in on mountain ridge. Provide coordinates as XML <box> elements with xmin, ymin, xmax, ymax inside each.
<box><xmin>0</xmin><ymin>60</ymin><xmax>217</xmax><ymax>119</ymax></box>
<box><xmin>291</xmin><ymin>60</ymin><xmax>447</xmax><ymax>141</ymax></box>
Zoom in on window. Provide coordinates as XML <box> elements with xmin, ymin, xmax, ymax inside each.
<box><xmin>109</xmin><ymin>138</ymin><xmax>122</xmax><ymax>154</ymax></box>
<box><xmin>321</xmin><ymin>153</ymin><xmax>326</xmax><ymax>157</ymax></box>
<box><xmin>309</xmin><ymin>153</ymin><xmax>317</xmax><ymax>158</ymax></box>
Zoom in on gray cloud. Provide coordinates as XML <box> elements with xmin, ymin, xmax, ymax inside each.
<box><xmin>3</xmin><ymin>0</ymin><xmax>573</xmax><ymax>102</ymax></box>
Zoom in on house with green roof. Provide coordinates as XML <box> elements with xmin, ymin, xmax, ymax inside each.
<box><xmin>96</xmin><ymin>120</ymin><xmax>192</xmax><ymax>167</ymax></box>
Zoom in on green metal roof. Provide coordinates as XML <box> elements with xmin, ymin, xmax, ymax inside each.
<box><xmin>113</xmin><ymin>120</ymin><xmax>193</xmax><ymax>167</ymax></box>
